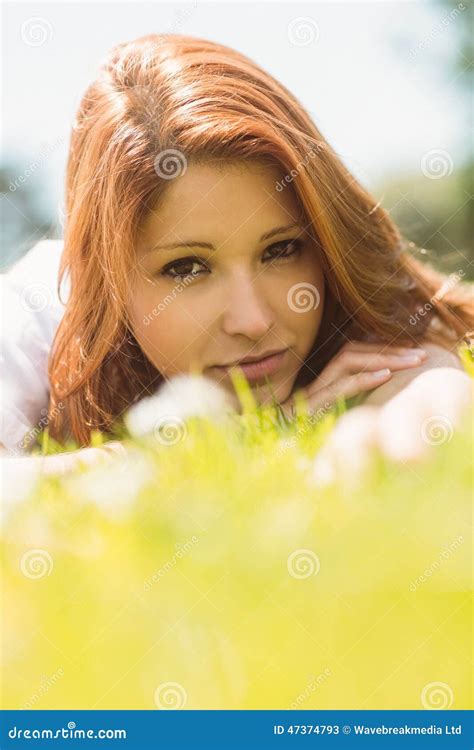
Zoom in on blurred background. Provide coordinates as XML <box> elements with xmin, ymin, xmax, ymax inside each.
<box><xmin>1</xmin><ymin>0</ymin><xmax>472</xmax><ymax>277</ymax></box>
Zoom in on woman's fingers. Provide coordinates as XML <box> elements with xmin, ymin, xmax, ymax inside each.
<box><xmin>306</xmin><ymin>346</ymin><xmax>427</xmax><ymax>393</ymax></box>
<box><xmin>309</xmin><ymin>368</ymin><xmax>394</xmax><ymax>411</ymax></box>
<box><xmin>309</xmin><ymin>350</ymin><xmax>427</xmax><ymax>390</ymax></box>
<box><xmin>39</xmin><ymin>443</ymin><xmax>126</xmax><ymax>476</ymax></box>
<box><xmin>282</xmin><ymin>368</ymin><xmax>393</xmax><ymax>417</ymax></box>
<box><xmin>310</xmin><ymin>367</ymin><xmax>472</xmax><ymax>486</ymax></box>
<box><xmin>337</xmin><ymin>340</ymin><xmax>427</xmax><ymax>356</ymax></box>
<box><xmin>282</xmin><ymin>341</ymin><xmax>429</xmax><ymax>419</ymax></box>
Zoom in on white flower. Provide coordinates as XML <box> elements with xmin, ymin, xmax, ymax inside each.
<box><xmin>68</xmin><ymin>450</ymin><xmax>155</xmax><ymax>521</ymax></box>
<box><xmin>309</xmin><ymin>406</ymin><xmax>379</xmax><ymax>488</ymax></box>
<box><xmin>124</xmin><ymin>374</ymin><xmax>235</xmax><ymax>438</ymax></box>
<box><xmin>0</xmin><ymin>457</ymin><xmax>43</xmax><ymax>524</ymax></box>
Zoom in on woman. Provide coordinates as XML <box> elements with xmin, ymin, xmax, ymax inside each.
<box><xmin>1</xmin><ymin>33</ymin><xmax>472</xmax><ymax>473</ymax></box>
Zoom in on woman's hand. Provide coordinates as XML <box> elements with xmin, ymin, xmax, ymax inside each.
<box><xmin>280</xmin><ymin>340</ymin><xmax>429</xmax><ymax>418</ymax></box>
<box><xmin>39</xmin><ymin>440</ymin><xmax>127</xmax><ymax>476</ymax></box>
<box><xmin>1</xmin><ymin>441</ymin><xmax>128</xmax><ymax>504</ymax></box>
<box><xmin>311</xmin><ymin>365</ymin><xmax>472</xmax><ymax>485</ymax></box>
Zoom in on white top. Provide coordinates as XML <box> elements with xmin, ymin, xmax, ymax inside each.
<box><xmin>0</xmin><ymin>239</ymin><xmax>67</xmax><ymax>454</ymax></box>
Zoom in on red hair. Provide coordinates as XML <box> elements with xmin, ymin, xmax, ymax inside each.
<box><xmin>47</xmin><ymin>33</ymin><xmax>473</xmax><ymax>446</ymax></box>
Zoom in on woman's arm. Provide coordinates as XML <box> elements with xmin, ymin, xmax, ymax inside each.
<box><xmin>1</xmin><ymin>440</ymin><xmax>126</xmax><ymax>503</ymax></box>
<box><xmin>0</xmin><ymin>443</ymin><xmax>118</xmax><ymax>509</ymax></box>
<box><xmin>279</xmin><ymin>340</ymin><xmax>433</xmax><ymax>418</ymax></box>
<box><xmin>0</xmin><ymin>241</ymin><xmax>66</xmax><ymax>454</ymax></box>
<box><xmin>361</xmin><ymin>342</ymin><xmax>465</xmax><ymax>407</ymax></box>
<box><xmin>311</xmin><ymin>342</ymin><xmax>472</xmax><ymax>482</ymax></box>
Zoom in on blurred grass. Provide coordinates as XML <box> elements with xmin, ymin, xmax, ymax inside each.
<box><xmin>1</xmin><ymin>346</ymin><xmax>472</xmax><ymax>710</ymax></box>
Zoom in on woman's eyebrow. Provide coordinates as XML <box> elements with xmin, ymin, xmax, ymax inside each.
<box><xmin>146</xmin><ymin>223</ymin><xmax>301</xmax><ymax>253</ymax></box>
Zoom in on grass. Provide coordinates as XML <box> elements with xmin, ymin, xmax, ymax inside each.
<box><xmin>1</xmin><ymin>345</ymin><xmax>472</xmax><ymax>710</ymax></box>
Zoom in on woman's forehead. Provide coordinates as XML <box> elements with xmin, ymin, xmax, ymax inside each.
<box><xmin>138</xmin><ymin>160</ymin><xmax>304</xmax><ymax>254</ymax></box>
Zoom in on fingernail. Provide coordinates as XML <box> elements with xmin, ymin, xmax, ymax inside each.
<box><xmin>398</xmin><ymin>347</ymin><xmax>427</xmax><ymax>356</ymax></box>
<box><xmin>396</xmin><ymin>354</ymin><xmax>423</xmax><ymax>364</ymax></box>
<box><xmin>370</xmin><ymin>368</ymin><xmax>391</xmax><ymax>378</ymax></box>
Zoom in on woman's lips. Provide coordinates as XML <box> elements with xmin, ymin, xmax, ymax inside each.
<box><xmin>210</xmin><ymin>349</ymin><xmax>288</xmax><ymax>384</ymax></box>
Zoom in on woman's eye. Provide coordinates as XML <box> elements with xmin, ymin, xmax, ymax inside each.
<box><xmin>159</xmin><ymin>239</ymin><xmax>303</xmax><ymax>282</ymax></box>
<box><xmin>264</xmin><ymin>238</ymin><xmax>303</xmax><ymax>263</ymax></box>
<box><xmin>161</xmin><ymin>257</ymin><xmax>208</xmax><ymax>280</ymax></box>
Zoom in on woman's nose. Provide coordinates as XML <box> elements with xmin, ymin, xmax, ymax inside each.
<box><xmin>220</xmin><ymin>272</ymin><xmax>276</xmax><ymax>339</ymax></box>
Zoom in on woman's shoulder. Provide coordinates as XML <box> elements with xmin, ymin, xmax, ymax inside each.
<box><xmin>361</xmin><ymin>339</ymin><xmax>468</xmax><ymax>408</ymax></box>
<box><xmin>4</xmin><ymin>237</ymin><xmax>66</xmax><ymax>288</ymax></box>
<box><xmin>417</xmin><ymin>341</ymin><xmax>465</xmax><ymax>370</ymax></box>
<box><xmin>2</xmin><ymin>237</ymin><xmax>68</xmax><ymax>336</ymax></box>
<box><xmin>0</xmin><ymin>238</ymin><xmax>68</xmax><ymax>454</ymax></box>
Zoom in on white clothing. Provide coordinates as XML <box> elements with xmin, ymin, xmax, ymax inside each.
<box><xmin>0</xmin><ymin>239</ymin><xmax>67</xmax><ymax>453</ymax></box>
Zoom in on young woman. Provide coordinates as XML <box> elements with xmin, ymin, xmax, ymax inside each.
<box><xmin>1</xmin><ymin>33</ymin><xmax>472</xmax><ymax>473</ymax></box>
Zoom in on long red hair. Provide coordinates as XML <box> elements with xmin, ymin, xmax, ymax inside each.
<box><xmin>47</xmin><ymin>33</ymin><xmax>473</xmax><ymax>446</ymax></box>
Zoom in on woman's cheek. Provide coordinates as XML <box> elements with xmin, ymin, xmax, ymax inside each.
<box><xmin>292</xmin><ymin>286</ymin><xmax>324</xmax><ymax>363</ymax></box>
<box><xmin>131</xmin><ymin>278</ymin><xmax>224</xmax><ymax>376</ymax></box>
<box><xmin>281</xmin><ymin>261</ymin><xmax>325</xmax><ymax>332</ymax></box>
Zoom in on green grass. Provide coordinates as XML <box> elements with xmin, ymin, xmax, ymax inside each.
<box><xmin>1</xmin><ymin>346</ymin><xmax>472</xmax><ymax>710</ymax></box>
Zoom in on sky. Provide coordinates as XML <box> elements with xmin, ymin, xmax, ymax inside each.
<box><xmin>1</xmin><ymin>0</ymin><xmax>469</xmax><ymax>237</ymax></box>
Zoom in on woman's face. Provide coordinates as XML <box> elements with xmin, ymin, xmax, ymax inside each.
<box><xmin>128</xmin><ymin>160</ymin><xmax>325</xmax><ymax>409</ymax></box>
